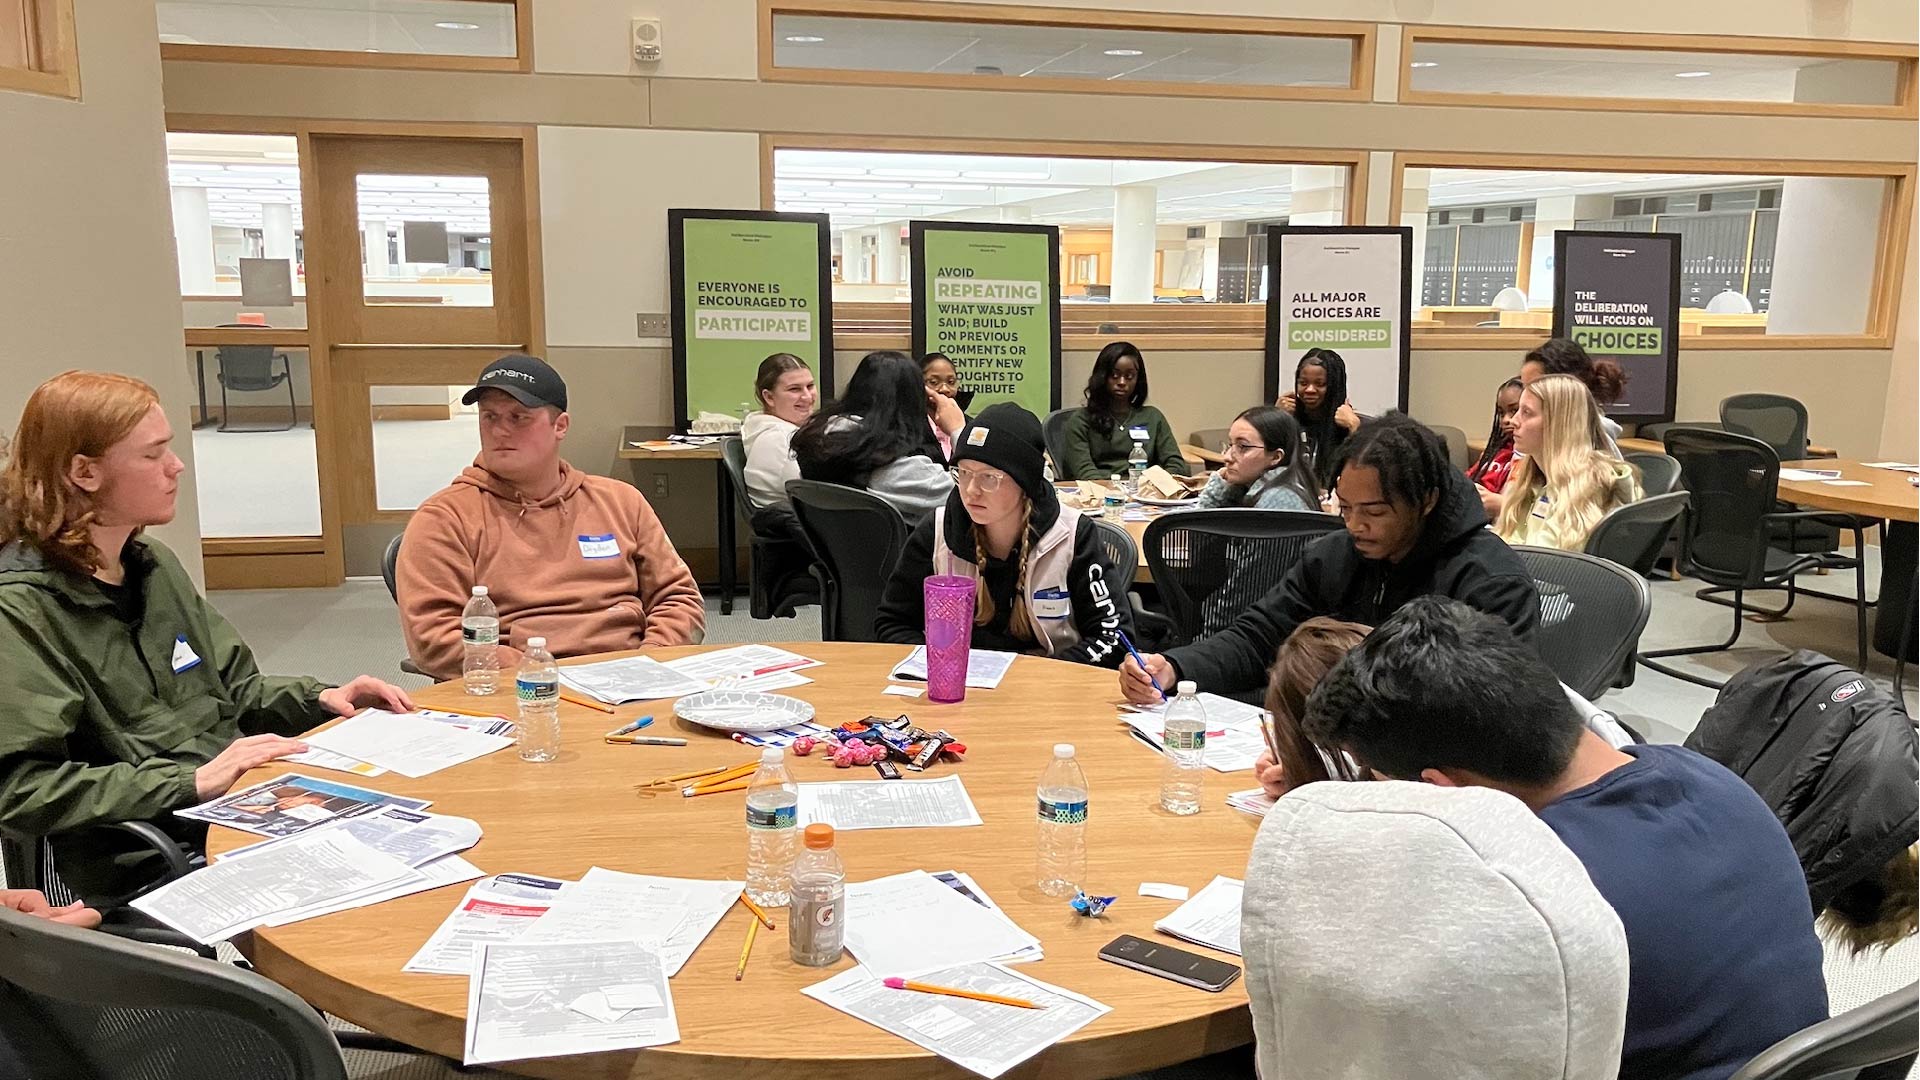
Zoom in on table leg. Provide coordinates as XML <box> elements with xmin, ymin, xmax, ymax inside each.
<box><xmin>193</xmin><ymin>349</ymin><xmax>216</xmax><ymax>430</ymax></box>
<box><xmin>1872</xmin><ymin>521</ymin><xmax>1916</xmax><ymax>663</ymax></box>
<box><xmin>716</xmin><ymin>460</ymin><xmax>737</xmax><ymax>616</ymax></box>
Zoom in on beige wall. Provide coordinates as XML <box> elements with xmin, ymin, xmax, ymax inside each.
<box><xmin>2</xmin><ymin>0</ymin><xmax>203</xmax><ymax>579</ymax></box>
<box><xmin>1883</xmin><ymin>219</ymin><xmax>1919</xmax><ymax>460</ymax></box>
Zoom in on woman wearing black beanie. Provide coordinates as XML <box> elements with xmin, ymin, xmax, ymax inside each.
<box><xmin>874</xmin><ymin>403</ymin><xmax>1135</xmax><ymax>668</ymax></box>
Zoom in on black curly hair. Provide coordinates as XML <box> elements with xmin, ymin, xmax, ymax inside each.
<box><xmin>1291</xmin><ymin>349</ymin><xmax>1351</xmax><ymax>487</ymax></box>
<box><xmin>1330</xmin><ymin>411</ymin><xmax>1453</xmax><ymax>512</ymax></box>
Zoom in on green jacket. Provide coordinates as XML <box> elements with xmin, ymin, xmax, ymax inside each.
<box><xmin>1061</xmin><ymin>404</ymin><xmax>1191</xmax><ymax>482</ymax></box>
<box><xmin>0</xmin><ymin>536</ymin><xmax>329</xmax><ymax>903</ymax></box>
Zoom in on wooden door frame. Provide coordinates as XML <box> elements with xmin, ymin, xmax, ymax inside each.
<box><xmin>168</xmin><ymin>116</ymin><xmax>544</xmax><ymax>589</ymax></box>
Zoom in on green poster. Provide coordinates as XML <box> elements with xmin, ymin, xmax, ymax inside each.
<box><xmin>670</xmin><ymin>211</ymin><xmax>832</xmax><ymax>430</ymax></box>
<box><xmin>911</xmin><ymin>222</ymin><xmax>1061</xmax><ymax>417</ymax></box>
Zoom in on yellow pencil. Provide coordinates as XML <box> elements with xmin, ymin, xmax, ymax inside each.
<box><xmin>683</xmin><ymin>778</ymin><xmax>751</xmax><ymax>798</ymax></box>
<box><xmin>423</xmin><ymin>703</ymin><xmax>509</xmax><ymax>720</ymax></box>
<box><xmin>687</xmin><ymin>762</ymin><xmax>760</xmax><ymax>788</ymax></box>
<box><xmin>882</xmin><ymin>977</ymin><xmax>1043</xmax><ymax>1009</ymax></box>
<box><xmin>642</xmin><ymin>764</ymin><xmax>732</xmax><ymax>789</ymax></box>
<box><xmin>737</xmin><ymin>893</ymin><xmax>777</xmax><ymax>931</ymax></box>
<box><xmin>734</xmin><ymin>919</ymin><xmax>759</xmax><ymax>981</ymax></box>
<box><xmin>558</xmin><ymin>689</ymin><xmax>617</xmax><ymax>714</ymax></box>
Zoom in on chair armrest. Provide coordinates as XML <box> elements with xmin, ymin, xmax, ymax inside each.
<box><xmin>104</xmin><ymin>820</ymin><xmax>199</xmax><ymax>882</ymax></box>
<box><xmin>1764</xmin><ymin>509</ymin><xmax>1867</xmax><ymax>526</ymax></box>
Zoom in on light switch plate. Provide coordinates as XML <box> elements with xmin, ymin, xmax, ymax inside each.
<box><xmin>636</xmin><ymin>313</ymin><xmax>671</xmax><ymax>337</ymax></box>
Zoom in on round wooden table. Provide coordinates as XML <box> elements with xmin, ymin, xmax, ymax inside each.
<box><xmin>212</xmin><ymin>643</ymin><xmax>1260</xmax><ymax>1079</ymax></box>
<box><xmin>1778</xmin><ymin>459</ymin><xmax>1919</xmax><ymax>662</ymax></box>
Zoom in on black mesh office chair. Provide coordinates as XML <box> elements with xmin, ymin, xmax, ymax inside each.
<box><xmin>1623</xmin><ymin>451</ymin><xmax>1682</xmax><ymax>497</ymax></box>
<box><xmin>1427</xmin><ymin>424</ymin><xmax>1470</xmax><ymax>472</ymax></box>
<box><xmin>0</xmin><ymin>905</ymin><xmax>349</xmax><ymax>1079</ymax></box>
<box><xmin>1585</xmin><ymin>491</ymin><xmax>1690</xmax><ymax>578</ymax></box>
<box><xmin>1514</xmin><ymin>546</ymin><xmax>1651</xmax><ymax>700</ymax></box>
<box><xmin>1644</xmin><ymin>428</ymin><xmax>1869</xmax><ymax>689</ymax></box>
<box><xmin>1721</xmin><ymin>393</ymin><xmax>1811</xmax><ymax>463</ymax></box>
<box><xmin>212</xmin><ymin>328</ymin><xmax>298</xmax><ymax>432</ymax></box>
<box><xmin>720</xmin><ymin>437</ymin><xmax>818</xmax><ymax>620</ymax></box>
<box><xmin>1141</xmin><ymin>509</ymin><xmax>1343</xmax><ymax>647</ymax></box>
<box><xmin>380</xmin><ymin>533</ymin><xmax>427</xmax><ymax>677</ymax></box>
<box><xmin>0</xmin><ymin>822</ymin><xmax>212</xmax><ymax>958</ymax></box>
<box><xmin>1043</xmin><ymin>408</ymin><xmax>1076</xmax><ymax>478</ymax></box>
<box><xmin>1090</xmin><ymin>517</ymin><xmax>1137</xmax><ymax>595</ymax></box>
<box><xmin>786</xmin><ymin>479</ymin><xmax>910</xmax><ymax>643</ymax></box>
<box><xmin>1728</xmin><ymin>983</ymin><xmax>1918</xmax><ymax>1080</ymax></box>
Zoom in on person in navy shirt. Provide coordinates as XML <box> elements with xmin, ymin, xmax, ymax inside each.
<box><xmin>1303</xmin><ymin>597</ymin><xmax>1828</xmax><ymax>1080</ymax></box>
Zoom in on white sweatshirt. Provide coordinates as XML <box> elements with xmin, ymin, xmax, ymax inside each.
<box><xmin>741</xmin><ymin>411</ymin><xmax>800</xmax><ymax>510</ymax></box>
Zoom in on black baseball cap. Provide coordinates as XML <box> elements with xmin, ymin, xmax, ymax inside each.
<box><xmin>462</xmin><ymin>353</ymin><xmax>567</xmax><ymax>412</ymax></box>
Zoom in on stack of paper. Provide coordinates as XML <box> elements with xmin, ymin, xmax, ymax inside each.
<box><xmin>889</xmin><ymin>647</ymin><xmax>1017</xmax><ymax>690</ymax></box>
<box><xmin>932</xmin><ymin>870</ymin><xmax>1041</xmax><ymax>964</ymax></box>
<box><xmin>558</xmin><ymin>656</ymin><xmax>710</xmax><ymax>704</ymax></box>
<box><xmin>797</xmin><ymin>775</ymin><xmax>983</xmax><ymax>831</ymax></box>
<box><xmin>1226</xmin><ymin>788</ymin><xmax>1277</xmax><ymax>818</ymax></box>
<box><xmin>523</xmin><ymin>868</ymin><xmax>743</xmax><ymax>976</ymax></box>
<box><xmin>132</xmin><ymin>830</ymin><xmax>426</xmax><ymax>943</ymax></box>
<box><xmin>1152</xmin><ymin>875</ymin><xmax>1244</xmax><ymax>956</ymax></box>
<box><xmin>465</xmin><ymin>939</ymin><xmax>678</xmax><ymax>1065</ymax></box>
<box><xmin>662</xmin><ymin>644</ymin><xmax>821</xmax><ymax>692</ymax></box>
<box><xmin>802</xmin><ymin>961</ymin><xmax>1109</xmax><ymax>1079</ymax></box>
<box><xmin>302</xmin><ymin>710</ymin><xmax>515</xmax><ymax>778</ymax></box>
<box><xmin>177</xmin><ymin>773</ymin><xmax>430</xmax><ymax>838</ymax></box>
<box><xmin>1121</xmin><ymin>694</ymin><xmax>1269</xmax><ymax>773</ymax></box>
<box><xmin>840</xmin><ymin>871</ymin><xmax>1040</xmax><ymax>978</ymax></box>
<box><xmin>406</xmin><ymin>873</ymin><xmax>572</xmax><ymax>975</ymax></box>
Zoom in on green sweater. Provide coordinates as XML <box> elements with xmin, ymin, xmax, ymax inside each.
<box><xmin>1061</xmin><ymin>405</ymin><xmax>1190</xmax><ymax>481</ymax></box>
<box><xmin>0</xmin><ymin>536</ymin><xmax>329</xmax><ymax>904</ymax></box>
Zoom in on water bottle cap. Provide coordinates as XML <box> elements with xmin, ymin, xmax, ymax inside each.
<box><xmin>527</xmin><ymin>636</ymin><xmax>546</xmax><ymax>649</ymax></box>
<box><xmin>803</xmin><ymin>823</ymin><xmax>835</xmax><ymax>849</ymax></box>
<box><xmin>761</xmin><ymin>746</ymin><xmax>784</xmax><ymax>763</ymax></box>
<box><xmin>1053</xmin><ymin>743</ymin><xmax>1074</xmax><ymax>758</ymax></box>
<box><xmin>471</xmin><ymin>585</ymin><xmax>488</xmax><ymax>596</ymax></box>
<box><xmin>1176</xmin><ymin>680</ymin><xmax>1197</xmax><ymax>695</ymax></box>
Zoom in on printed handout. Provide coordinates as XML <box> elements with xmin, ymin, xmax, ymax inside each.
<box><xmin>840</xmin><ymin>871</ymin><xmax>1039</xmax><ymax>979</ymax></box>
<box><xmin>465</xmin><ymin>939</ymin><xmax>679</xmax><ymax>1065</ymax></box>
<box><xmin>405</xmin><ymin>873</ymin><xmax>571</xmax><ymax>975</ymax></box>
<box><xmin>889</xmin><ymin>647</ymin><xmax>1017</xmax><ymax>690</ymax></box>
<box><xmin>177</xmin><ymin>773</ymin><xmax>429</xmax><ymax>838</ymax></box>
<box><xmin>301</xmin><ymin>710</ymin><xmax>514</xmax><ymax>779</ymax></box>
<box><xmin>796</xmin><ymin>775</ymin><xmax>983</xmax><ymax>831</ymax></box>
<box><xmin>1152</xmin><ymin>875</ymin><xmax>1244</xmax><ymax>956</ymax></box>
<box><xmin>1121</xmin><ymin>694</ymin><xmax>1268</xmax><ymax>774</ymax></box>
<box><xmin>132</xmin><ymin>830</ymin><xmax>421</xmax><ymax>944</ymax></box>
<box><xmin>661</xmin><ymin>644</ymin><xmax>822</xmax><ymax>687</ymax></box>
<box><xmin>574</xmin><ymin>869</ymin><xmax>746</xmax><ymax>975</ymax></box>
<box><xmin>557</xmin><ymin>656</ymin><xmax>710</xmax><ymax>704</ymax></box>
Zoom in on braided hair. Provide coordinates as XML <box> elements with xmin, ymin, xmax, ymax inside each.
<box><xmin>970</xmin><ymin>498</ymin><xmax>1035</xmax><ymax>640</ymax></box>
<box><xmin>1331</xmin><ymin>412</ymin><xmax>1454</xmax><ymax>514</ymax></box>
<box><xmin>1290</xmin><ymin>349</ymin><xmax>1350</xmax><ymax>488</ymax></box>
<box><xmin>1469</xmin><ymin>377</ymin><xmax>1524</xmax><ymax>480</ymax></box>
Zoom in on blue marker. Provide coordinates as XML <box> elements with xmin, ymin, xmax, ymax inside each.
<box><xmin>605</xmin><ymin>715</ymin><xmax>654</xmax><ymax>737</ymax></box>
<box><xmin>1115</xmin><ymin>628</ymin><xmax>1166</xmax><ymax>701</ymax></box>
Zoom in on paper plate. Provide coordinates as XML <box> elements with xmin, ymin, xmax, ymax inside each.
<box><xmin>673</xmin><ymin>690</ymin><xmax>816</xmax><ymax>733</ymax></box>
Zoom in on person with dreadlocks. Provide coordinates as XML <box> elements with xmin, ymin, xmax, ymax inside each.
<box><xmin>876</xmin><ymin>403</ymin><xmax>1132</xmax><ymax>668</ymax></box>
<box><xmin>1120</xmin><ymin>413</ymin><xmax>1538</xmax><ymax>704</ymax></box>
<box><xmin>1277</xmin><ymin>348</ymin><xmax>1363</xmax><ymax>489</ymax></box>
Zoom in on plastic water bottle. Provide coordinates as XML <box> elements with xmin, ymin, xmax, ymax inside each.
<box><xmin>1036</xmin><ymin>743</ymin><xmax>1089</xmax><ymax>898</ymax></box>
<box><xmin>1160</xmin><ymin>681</ymin><xmax>1208</xmax><ymax>815</ymax></box>
<box><xmin>1106</xmin><ymin>474</ymin><xmax>1127</xmax><ymax>520</ymax></box>
<box><xmin>745</xmin><ymin>747</ymin><xmax>799</xmax><ymax>907</ymax></box>
<box><xmin>514</xmin><ymin>637</ymin><xmax>560</xmax><ymax>763</ymax></box>
<box><xmin>461</xmin><ymin>585</ymin><xmax>499</xmax><ymax>695</ymax></box>
<box><xmin>1128</xmin><ymin>438</ymin><xmax>1149</xmax><ymax>490</ymax></box>
<box><xmin>789</xmin><ymin>823</ymin><xmax>846</xmax><ymax>967</ymax></box>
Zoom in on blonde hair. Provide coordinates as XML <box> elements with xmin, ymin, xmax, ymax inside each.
<box><xmin>0</xmin><ymin>371</ymin><xmax>161</xmax><ymax>575</ymax></box>
<box><xmin>970</xmin><ymin>498</ymin><xmax>1034</xmax><ymax>641</ymax></box>
<box><xmin>1495</xmin><ymin>374</ymin><xmax>1640</xmax><ymax>550</ymax></box>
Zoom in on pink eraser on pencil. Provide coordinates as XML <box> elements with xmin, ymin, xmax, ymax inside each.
<box><xmin>883</xmin><ymin>977</ymin><xmax>907</xmax><ymax>989</ymax></box>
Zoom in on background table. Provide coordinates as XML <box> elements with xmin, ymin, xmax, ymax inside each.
<box><xmin>212</xmin><ymin>643</ymin><xmax>1260</xmax><ymax>1079</ymax></box>
<box><xmin>1778</xmin><ymin>459</ymin><xmax>1918</xmax><ymax>662</ymax></box>
<box><xmin>616</xmin><ymin>431</ymin><xmax>737</xmax><ymax>615</ymax></box>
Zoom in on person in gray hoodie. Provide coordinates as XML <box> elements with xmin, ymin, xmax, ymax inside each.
<box><xmin>1242</xmin><ymin>780</ymin><xmax>1629</xmax><ymax>1080</ymax></box>
<box><xmin>791</xmin><ymin>350</ymin><xmax>960</xmax><ymax>520</ymax></box>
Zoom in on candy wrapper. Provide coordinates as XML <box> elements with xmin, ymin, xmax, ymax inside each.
<box><xmin>1070</xmin><ymin>890</ymin><xmax>1116</xmax><ymax>918</ymax></box>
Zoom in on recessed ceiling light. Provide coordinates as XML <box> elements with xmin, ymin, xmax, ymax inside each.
<box><xmin>434</xmin><ymin>21</ymin><xmax>479</xmax><ymax>30</ymax></box>
<box><xmin>1674</xmin><ymin>70</ymin><xmax>1712</xmax><ymax>78</ymax></box>
<box><xmin>1103</xmin><ymin>48</ymin><xmax>1144</xmax><ymax>57</ymax></box>
<box><xmin>785</xmin><ymin>35</ymin><xmax>825</xmax><ymax>43</ymax></box>
<box><xmin>1409</xmin><ymin>61</ymin><xmax>1438</xmax><ymax>69</ymax></box>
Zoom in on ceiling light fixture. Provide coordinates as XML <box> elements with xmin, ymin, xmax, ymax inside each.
<box><xmin>785</xmin><ymin>35</ymin><xmax>825</xmax><ymax>43</ymax></box>
<box><xmin>1674</xmin><ymin>70</ymin><xmax>1712</xmax><ymax>78</ymax></box>
<box><xmin>1103</xmin><ymin>48</ymin><xmax>1144</xmax><ymax>57</ymax></box>
<box><xmin>434</xmin><ymin>21</ymin><xmax>479</xmax><ymax>30</ymax></box>
<box><xmin>1409</xmin><ymin>61</ymin><xmax>1438</xmax><ymax>69</ymax></box>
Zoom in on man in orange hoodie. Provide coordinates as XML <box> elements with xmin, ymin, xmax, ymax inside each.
<box><xmin>396</xmin><ymin>355</ymin><xmax>705</xmax><ymax>680</ymax></box>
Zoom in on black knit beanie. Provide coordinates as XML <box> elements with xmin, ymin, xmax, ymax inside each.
<box><xmin>952</xmin><ymin>403</ymin><xmax>1051</xmax><ymax>504</ymax></box>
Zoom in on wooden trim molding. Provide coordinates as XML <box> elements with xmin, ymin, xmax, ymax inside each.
<box><xmin>159</xmin><ymin>0</ymin><xmax>529</xmax><ymax>75</ymax></box>
<box><xmin>1399</xmin><ymin>26</ymin><xmax>1918</xmax><ymax>121</ymax></box>
<box><xmin>0</xmin><ymin>0</ymin><xmax>77</xmax><ymax>99</ymax></box>
<box><xmin>759</xmin><ymin>0</ymin><xmax>1375</xmax><ymax>103</ymax></box>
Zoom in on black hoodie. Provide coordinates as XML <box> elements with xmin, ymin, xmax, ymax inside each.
<box><xmin>1164</xmin><ymin>467</ymin><xmax>1540</xmax><ymax>695</ymax></box>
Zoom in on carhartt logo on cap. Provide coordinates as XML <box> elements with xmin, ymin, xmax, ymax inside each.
<box><xmin>967</xmin><ymin>427</ymin><xmax>990</xmax><ymax>446</ymax></box>
<box><xmin>484</xmin><ymin>368</ymin><xmax>535</xmax><ymax>384</ymax></box>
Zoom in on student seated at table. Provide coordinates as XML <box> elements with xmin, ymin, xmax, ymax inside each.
<box><xmin>874</xmin><ymin>403</ymin><xmax>1130</xmax><ymax>668</ymax></box>
<box><xmin>397</xmin><ymin>354</ymin><xmax>705</xmax><ymax>680</ymax></box>
<box><xmin>1494</xmin><ymin>374</ymin><xmax>1641</xmax><ymax>551</ymax></box>
<box><xmin>1277</xmin><ymin>348</ymin><xmax>1362</xmax><ymax>489</ymax></box>
<box><xmin>1304</xmin><ymin>597</ymin><xmax>1829</xmax><ymax>1080</ymax></box>
<box><xmin>741</xmin><ymin>352</ymin><xmax>816</xmax><ymax>514</ymax></box>
<box><xmin>1244</xmin><ymin>780</ymin><xmax>1629</xmax><ymax>1080</ymax></box>
<box><xmin>920</xmin><ymin>352</ymin><xmax>966</xmax><ymax>463</ymax></box>
<box><xmin>1120</xmin><ymin>413</ymin><xmax>1538</xmax><ymax>705</ymax></box>
<box><xmin>0</xmin><ymin>372</ymin><xmax>414</xmax><ymax>908</ymax></box>
<box><xmin>1060</xmin><ymin>341</ymin><xmax>1189</xmax><ymax>481</ymax></box>
<box><xmin>1520</xmin><ymin>337</ymin><xmax>1626</xmax><ymax>455</ymax></box>
<box><xmin>1192</xmin><ymin>406</ymin><xmax>1319</xmax><ymax>511</ymax></box>
<box><xmin>792</xmin><ymin>350</ymin><xmax>961</xmax><ymax>520</ymax></box>
<box><xmin>1469</xmin><ymin>376</ymin><xmax>1523</xmax><ymax>518</ymax></box>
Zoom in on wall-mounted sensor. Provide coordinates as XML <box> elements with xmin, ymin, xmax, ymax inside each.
<box><xmin>632</xmin><ymin>18</ymin><xmax>663</xmax><ymax>63</ymax></box>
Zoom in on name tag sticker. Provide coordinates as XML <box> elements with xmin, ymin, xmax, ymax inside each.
<box><xmin>1032</xmin><ymin>587</ymin><xmax>1071</xmax><ymax>620</ymax></box>
<box><xmin>1128</xmin><ymin>426</ymin><xmax>1150</xmax><ymax>442</ymax></box>
<box><xmin>578</xmin><ymin>534</ymin><xmax>620</xmax><ymax>559</ymax></box>
<box><xmin>171</xmin><ymin>635</ymin><xmax>202</xmax><ymax>674</ymax></box>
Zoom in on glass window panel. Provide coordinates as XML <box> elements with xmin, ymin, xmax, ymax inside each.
<box><xmin>357</xmin><ymin>173</ymin><xmax>493</xmax><ymax>306</ymax></box>
<box><xmin>188</xmin><ymin>345</ymin><xmax>321</xmax><ymax>537</ymax></box>
<box><xmin>370</xmin><ymin>385</ymin><xmax>481</xmax><ymax>511</ymax></box>
<box><xmin>157</xmin><ymin>0</ymin><xmax>516</xmax><ymax>58</ymax></box>
<box><xmin>1408</xmin><ymin>41</ymin><xmax>1903</xmax><ymax>107</ymax></box>
<box><xmin>168</xmin><ymin>132</ymin><xmax>308</xmax><ymax>314</ymax></box>
<box><xmin>772</xmin><ymin>13</ymin><xmax>1356</xmax><ymax>90</ymax></box>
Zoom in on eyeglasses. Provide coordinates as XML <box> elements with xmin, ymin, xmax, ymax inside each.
<box><xmin>948</xmin><ymin>467</ymin><xmax>1006</xmax><ymax>493</ymax></box>
<box><xmin>1220</xmin><ymin>441</ymin><xmax>1267</xmax><ymax>458</ymax></box>
<box><xmin>924</xmin><ymin>375</ymin><xmax>958</xmax><ymax>391</ymax></box>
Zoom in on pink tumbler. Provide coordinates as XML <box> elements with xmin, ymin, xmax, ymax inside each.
<box><xmin>924</xmin><ymin>575</ymin><xmax>977</xmax><ymax>704</ymax></box>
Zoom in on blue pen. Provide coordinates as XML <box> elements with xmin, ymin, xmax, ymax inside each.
<box><xmin>605</xmin><ymin>715</ymin><xmax>654</xmax><ymax>737</ymax></box>
<box><xmin>1115</xmin><ymin>628</ymin><xmax>1166</xmax><ymax>701</ymax></box>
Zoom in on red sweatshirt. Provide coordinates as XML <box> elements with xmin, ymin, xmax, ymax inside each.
<box><xmin>396</xmin><ymin>459</ymin><xmax>706</xmax><ymax>679</ymax></box>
